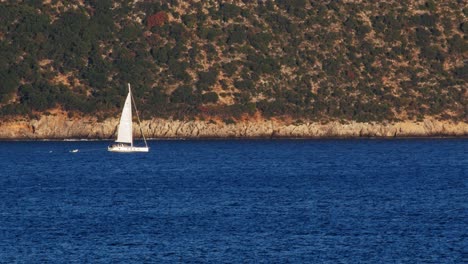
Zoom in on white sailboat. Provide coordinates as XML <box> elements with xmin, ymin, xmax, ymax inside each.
<box><xmin>108</xmin><ymin>83</ymin><xmax>149</xmax><ymax>152</ymax></box>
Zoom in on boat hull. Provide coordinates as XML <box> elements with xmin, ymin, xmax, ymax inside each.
<box><xmin>108</xmin><ymin>146</ymin><xmax>149</xmax><ymax>153</ymax></box>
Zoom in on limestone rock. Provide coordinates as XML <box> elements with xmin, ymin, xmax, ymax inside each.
<box><xmin>0</xmin><ymin>115</ymin><xmax>466</xmax><ymax>139</ymax></box>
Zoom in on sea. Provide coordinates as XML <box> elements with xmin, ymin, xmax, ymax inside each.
<box><xmin>0</xmin><ymin>139</ymin><xmax>466</xmax><ymax>263</ymax></box>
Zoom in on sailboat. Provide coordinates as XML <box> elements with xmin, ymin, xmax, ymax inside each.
<box><xmin>108</xmin><ymin>83</ymin><xmax>149</xmax><ymax>152</ymax></box>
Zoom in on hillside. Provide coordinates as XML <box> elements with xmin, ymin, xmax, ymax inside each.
<box><xmin>0</xmin><ymin>0</ymin><xmax>466</xmax><ymax>127</ymax></box>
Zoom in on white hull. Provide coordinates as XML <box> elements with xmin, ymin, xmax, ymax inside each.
<box><xmin>108</xmin><ymin>145</ymin><xmax>149</xmax><ymax>153</ymax></box>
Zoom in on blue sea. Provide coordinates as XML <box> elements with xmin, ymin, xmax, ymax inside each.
<box><xmin>0</xmin><ymin>139</ymin><xmax>466</xmax><ymax>263</ymax></box>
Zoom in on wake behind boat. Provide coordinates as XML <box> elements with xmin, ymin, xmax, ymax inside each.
<box><xmin>108</xmin><ymin>83</ymin><xmax>149</xmax><ymax>153</ymax></box>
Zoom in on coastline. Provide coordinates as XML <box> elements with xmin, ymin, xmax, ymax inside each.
<box><xmin>0</xmin><ymin>114</ymin><xmax>466</xmax><ymax>140</ymax></box>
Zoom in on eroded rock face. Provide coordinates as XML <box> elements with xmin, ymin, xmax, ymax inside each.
<box><xmin>0</xmin><ymin>115</ymin><xmax>466</xmax><ymax>139</ymax></box>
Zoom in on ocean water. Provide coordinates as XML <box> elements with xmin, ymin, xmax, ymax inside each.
<box><xmin>0</xmin><ymin>139</ymin><xmax>466</xmax><ymax>263</ymax></box>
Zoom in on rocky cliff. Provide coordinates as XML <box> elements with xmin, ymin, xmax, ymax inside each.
<box><xmin>0</xmin><ymin>115</ymin><xmax>466</xmax><ymax>140</ymax></box>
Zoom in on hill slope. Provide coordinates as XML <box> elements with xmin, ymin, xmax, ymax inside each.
<box><xmin>0</xmin><ymin>0</ymin><xmax>466</xmax><ymax>125</ymax></box>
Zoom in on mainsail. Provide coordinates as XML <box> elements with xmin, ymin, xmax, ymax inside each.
<box><xmin>115</xmin><ymin>89</ymin><xmax>133</xmax><ymax>144</ymax></box>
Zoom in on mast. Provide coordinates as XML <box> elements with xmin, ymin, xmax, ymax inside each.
<box><xmin>128</xmin><ymin>84</ymin><xmax>133</xmax><ymax>147</ymax></box>
<box><xmin>129</xmin><ymin>83</ymin><xmax>148</xmax><ymax>148</ymax></box>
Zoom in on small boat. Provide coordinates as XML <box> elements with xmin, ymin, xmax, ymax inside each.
<box><xmin>108</xmin><ymin>83</ymin><xmax>149</xmax><ymax>153</ymax></box>
<box><xmin>70</xmin><ymin>149</ymin><xmax>79</xmax><ymax>153</ymax></box>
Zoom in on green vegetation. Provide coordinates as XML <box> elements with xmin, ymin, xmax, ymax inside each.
<box><xmin>0</xmin><ymin>1</ymin><xmax>466</xmax><ymax>122</ymax></box>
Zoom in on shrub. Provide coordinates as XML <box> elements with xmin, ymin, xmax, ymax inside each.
<box><xmin>448</xmin><ymin>34</ymin><xmax>467</xmax><ymax>53</ymax></box>
<box><xmin>220</xmin><ymin>3</ymin><xmax>242</xmax><ymax>21</ymax></box>
<box><xmin>248</xmin><ymin>32</ymin><xmax>272</xmax><ymax>52</ymax></box>
<box><xmin>202</xmin><ymin>92</ymin><xmax>219</xmax><ymax>104</ymax></box>
<box><xmin>453</xmin><ymin>64</ymin><xmax>468</xmax><ymax>80</ymax></box>
<box><xmin>460</xmin><ymin>22</ymin><xmax>468</xmax><ymax>34</ymax></box>
<box><xmin>234</xmin><ymin>79</ymin><xmax>254</xmax><ymax>91</ymax></box>
<box><xmin>147</xmin><ymin>11</ymin><xmax>168</xmax><ymax>29</ymax></box>
<box><xmin>197</xmin><ymin>69</ymin><xmax>218</xmax><ymax>90</ymax></box>
<box><xmin>0</xmin><ymin>70</ymin><xmax>19</xmax><ymax>103</ymax></box>
<box><xmin>223</xmin><ymin>118</ymin><xmax>236</xmax><ymax>125</ymax></box>
<box><xmin>170</xmin><ymin>85</ymin><xmax>195</xmax><ymax>104</ymax></box>
<box><xmin>227</xmin><ymin>25</ymin><xmax>247</xmax><ymax>44</ymax></box>
<box><xmin>181</xmin><ymin>14</ymin><xmax>197</xmax><ymax>28</ymax></box>
<box><xmin>199</xmin><ymin>26</ymin><xmax>222</xmax><ymax>41</ymax></box>
<box><xmin>222</xmin><ymin>62</ymin><xmax>238</xmax><ymax>76</ymax></box>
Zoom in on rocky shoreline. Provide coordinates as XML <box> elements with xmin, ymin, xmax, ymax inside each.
<box><xmin>0</xmin><ymin>115</ymin><xmax>467</xmax><ymax>140</ymax></box>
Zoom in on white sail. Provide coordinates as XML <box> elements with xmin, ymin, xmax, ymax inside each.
<box><xmin>115</xmin><ymin>90</ymin><xmax>133</xmax><ymax>144</ymax></box>
<box><xmin>108</xmin><ymin>83</ymin><xmax>149</xmax><ymax>152</ymax></box>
